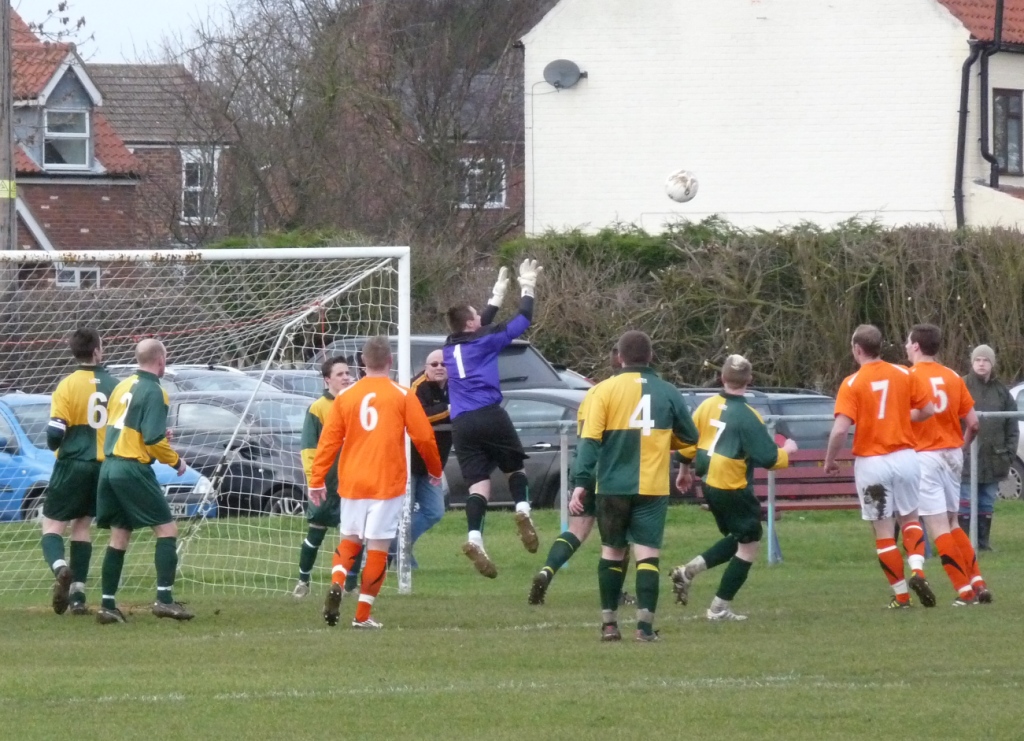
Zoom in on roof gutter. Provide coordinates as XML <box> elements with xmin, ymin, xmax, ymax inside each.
<box><xmin>979</xmin><ymin>0</ymin><xmax>1005</xmax><ymax>189</ymax></box>
<box><xmin>955</xmin><ymin>42</ymin><xmax>983</xmax><ymax>228</ymax></box>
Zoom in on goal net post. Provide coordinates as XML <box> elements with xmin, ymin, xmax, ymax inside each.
<box><xmin>0</xmin><ymin>247</ymin><xmax>415</xmax><ymax>600</ymax></box>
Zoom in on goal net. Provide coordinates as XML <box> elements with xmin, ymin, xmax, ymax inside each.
<box><xmin>0</xmin><ymin>247</ymin><xmax>415</xmax><ymax>601</ymax></box>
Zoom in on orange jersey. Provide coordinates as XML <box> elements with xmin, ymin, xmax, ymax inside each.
<box><xmin>309</xmin><ymin>376</ymin><xmax>442</xmax><ymax>500</ymax></box>
<box><xmin>834</xmin><ymin>361</ymin><xmax>929</xmax><ymax>457</ymax></box>
<box><xmin>910</xmin><ymin>361</ymin><xmax>974</xmax><ymax>451</ymax></box>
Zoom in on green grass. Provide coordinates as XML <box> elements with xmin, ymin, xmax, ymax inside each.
<box><xmin>3</xmin><ymin>504</ymin><xmax>1024</xmax><ymax>740</ymax></box>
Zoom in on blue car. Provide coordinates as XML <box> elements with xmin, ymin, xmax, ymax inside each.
<box><xmin>0</xmin><ymin>393</ymin><xmax>217</xmax><ymax>522</ymax></box>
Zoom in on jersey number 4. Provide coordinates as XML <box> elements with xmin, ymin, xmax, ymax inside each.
<box><xmin>628</xmin><ymin>395</ymin><xmax>654</xmax><ymax>436</ymax></box>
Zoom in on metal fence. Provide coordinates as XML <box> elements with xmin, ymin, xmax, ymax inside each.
<box><xmin>539</xmin><ymin>410</ymin><xmax>1022</xmax><ymax>565</ymax></box>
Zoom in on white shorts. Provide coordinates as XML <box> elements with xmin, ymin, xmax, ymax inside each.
<box><xmin>853</xmin><ymin>448</ymin><xmax>920</xmax><ymax>521</ymax></box>
<box><xmin>339</xmin><ymin>496</ymin><xmax>405</xmax><ymax>541</ymax></box>
<box><xmin>916</xmin><ymin>448</ymin><xmax>963</xmax><ymax>517</ymax></box>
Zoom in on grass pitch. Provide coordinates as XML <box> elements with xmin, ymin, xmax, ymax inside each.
<box><xmin>3</xmin><ymin>504</ymin><xmax>1023</xmax><ymax>740</ymax></box>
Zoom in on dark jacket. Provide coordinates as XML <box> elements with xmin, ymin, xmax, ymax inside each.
<box><xmin>410</xmin><ymin>374</ymin><xmax>452</xmax><ymax>477</ymax></box>
<box><xmin>962</xmin><ymin>371</ymin><xmax>1019</xmax><ymax>483</ymax></box>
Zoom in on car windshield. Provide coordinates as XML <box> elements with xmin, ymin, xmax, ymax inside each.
<box><xmin>772</xmin><ymin>399</ymin><xmax>836</xmax><ymax>445</ymax></box>
<box><xmin>277</xmin><ymin>375</ymin><xmax>323</xmax><ymax>396</ymax></box>
<box><xmin>178</xmin><ymin>374</ymin><xmax>267</xmax><ymax>392</ymax></box>
<box><xmin>10</xmin><ymin>403</ymin><xmax>50</xmax><ymax>448</ymax></box>
<box><xmin>248</xmin><ymin>400</ymin><xmax>308</xmax><ymax>431</ymax></box>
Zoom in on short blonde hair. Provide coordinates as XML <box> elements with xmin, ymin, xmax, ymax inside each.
<box><xmin>361</xmin><ymin>336</ymin><xmax>392</xmax><ymax>371</ymax></box>
<box><xmin>136</xmin><ymin>339</ymin><xmax>166</xmax><ymax>365</ymax></box>
<box><xmin>721</xmin><ymin>354</ymin><xmax>752</xmax><ymax>387</ymax></box>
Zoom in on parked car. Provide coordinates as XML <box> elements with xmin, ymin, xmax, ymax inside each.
<box><xmin>245</xmin><ymin>369</ymin><xmax>324</xmax><ymax>399</ymax></box>
<box><xmin>108</xmin><ymin>364</ymin><xmax>274</xmax><ymax>394</ymax></box>
<box><xmin>0</xmin><ymin>393</ymin><xmax>215</xmax><ymax>522</ymax></box>
<box><xmin>552</xmin><ymin>364</ymin><xmax>595</xmax><ymax>389</ymax></box>
<box><xmin>164</xmin><ymin>390</ymin><xmax>312</xmax><ymax>516</ymax></box>
<box><xmin>444</xmin><ymin>388</ymin><xmax>588</xmax><ymax>508</ymax></box>
<box><xmin>307</xmin><ymin>334</ymin><xmax>570</xmax><ymax>391</ymax></box>
<box><xmin>998</xmin><ymin>382</ymin><xmax>1024</xmax><ymax>500</ymax></box>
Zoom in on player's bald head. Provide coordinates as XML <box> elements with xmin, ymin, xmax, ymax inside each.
<box><xmin>136</xmin><ymin>339</ymin><xmax>166</xmax><ymax>365</ymax></box>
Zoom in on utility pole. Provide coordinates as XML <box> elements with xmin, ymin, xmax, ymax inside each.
<box><xmin>0</xmin><ymin>0</ymin><xmax>14</xmax><ymax>251</ymax></box>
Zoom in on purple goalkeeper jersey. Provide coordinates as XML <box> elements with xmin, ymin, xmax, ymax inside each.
<box><xmin>444</xmin><ymin>312</ymin><xmax>531</xmax><ymax>418</ymax></box>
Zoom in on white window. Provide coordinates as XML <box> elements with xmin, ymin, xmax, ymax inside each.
<box><xmin>54</xmin><ymin>266</ymin><xmax>101</xmax><ymax>289</ymax></box>
<box><xmin>180</xmin><ymin>148</ymin><xmax>220</xmax><ymax>224</ymax></box>
<box><xmin>44</xmin><ymin>110</ymin><xmax>90</xmax><ymax>168</ymax></box>
<box><xmin>459</xmin><ymin>157</ymin><xmax>507</xmax><ymax>209</ymax></box>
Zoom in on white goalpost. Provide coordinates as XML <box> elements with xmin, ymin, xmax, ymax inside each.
<box><xmin>0</xmin><ymin>247</ymin><xmax>415</xmax><ymax>600</ymax></box>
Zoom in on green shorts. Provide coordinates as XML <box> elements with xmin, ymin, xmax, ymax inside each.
<box><xmin>703</xmin><ymin>485</ymin><xmax>763</xmax><ymax>544</ymax></box>
<box><xmin>307</xmin><ymin>491</ymin><xmax>341</xmax><ymax>528</ymax></box>
<box><xmin>597</xmin><ymin>494</ymin><xmax>670</xmax><ymax>549</ymax></box>
<box><xmin>44</xmin><ymin>459</ymin><xmax>101</xmax><ymax>521</ymax></box>
<box><xmin>96</xmin><ymin>458</ymin><xmax>173</xmax><ymax>530</ymax></box>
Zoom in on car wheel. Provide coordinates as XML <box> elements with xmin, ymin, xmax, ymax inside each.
<box><xmin>998</xmin><ymin>459</ymin><xmax>1024</xmax><ymax>500</ymax></box>
<box><xmin>21</xmin><ymin>488</ymin><xmax>46</xmax><ymax>522</ymax></box>
<box><xmin>268</xmin><ymin>486</ymin><xmax>305</xmax><ymax>516</ymax></box>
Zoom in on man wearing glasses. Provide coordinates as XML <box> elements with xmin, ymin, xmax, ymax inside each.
<box><xmin>397</xmin><ymin>349</ymin><xmax>452</xmax><ymax>567</ymax></box>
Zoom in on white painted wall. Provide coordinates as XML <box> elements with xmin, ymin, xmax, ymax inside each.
<box><xmin>523</xmin><ymin>0</ymin><xmax>1009</xmax><ymax>234</ymax></box>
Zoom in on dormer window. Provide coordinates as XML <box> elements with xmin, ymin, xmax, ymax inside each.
<box><xmin>44</xmin><ymin>110</ymin><xmax>90</xmax><ymax>168</ymax></box>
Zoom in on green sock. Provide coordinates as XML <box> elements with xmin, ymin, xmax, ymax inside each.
<box><xmin>345</xmin><ymin>545</ymin><xmax>364</xmax><ymax>592</ymax></box>
<box><xmin>635</xmin><ymin>557</ymin><xmax>660</xmax><ymax>634</ymax></box>
<box><xmin>155</xmin><ymin>537</ymin><xmax>178</xmax><ymax>604</ymax></box>
<box><xmin>716</xmin><ymin>556</ymin><xmax>753</xmax><ymax>601</ymax></box>
<box><xmin>702</xmin><ymin>536</ymin><xmax>739</xmax><ymax>569</ymax></box>
<box><xmin>101</xmin><ymin>547</ymin><xmax>126</xmax><ymax>610</ymax></box>
<box><xmin>543</xmin><ymin>531</ymin><xmax>581</xmax><ymax>577</ymax></box>
<box><xmin>598</xmin><ymin>558</ymin><xmax>626</xmax><ymax>613</ymax></box>
<box><xmin>69</xmin><ymin>541</ymin><xmax>92</xmax><ymax>603</ymax></box>
<box><xmin>298</xmin><ymin>526</ymin><xmax>327</xmax><ymax>582</ymax></box>
<box><xmin>41</xmin><ymin>533</ymin><xmax>65</xmax><ymax>573</ymax></box>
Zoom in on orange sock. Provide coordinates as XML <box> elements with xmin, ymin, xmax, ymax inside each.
<box><xmin>876</xmin><ymin>537</ymin><xmax>908</xmax><ymax>602</ymax></box>
<box><xmin>935</xmin><ymin>532</ymin><xmax>973</xmax><ymax>599</ymax></box>
<box><xmin>355</xmin><ymin>549</ymin><xmax>388</xmax><ymax>622</ymax></box>
<box><xmin>331</xmin><ymin>539</ymin><xmax>364</xmax><ymax>586</ymax></box>
<box><xmin>951</xmin><ymin>527</ymin><xmax>986</xmax><ymax>591</ymax></box>
<box><xmin>901</xmin><ymin>522</ymin><xmax>926</xmax><ymax>577</ymax></box>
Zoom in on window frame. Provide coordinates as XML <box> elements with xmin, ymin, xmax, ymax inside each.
<box><xmin>458</xmin><ymin>157</ymin><xmax>507</xmax><ymax>210</ymax></box>
<box><xmin>180</xmin><ymin>147</ymin><xmax>220</xmax><ymax>225</ymax></box>
<box><xmin>54</xmin><ymin>266</ymin><xmax>101</xmax><ymax>289</ymax></box>
<box><xmin>993</xmin><ymin>88</ymin><xmax>1023</xmax><ymax>176</ymax></box>
<box><xmin>43</xmin><ymin>109</ymin><xmax>91</xmax><ymax>170</ymax></box>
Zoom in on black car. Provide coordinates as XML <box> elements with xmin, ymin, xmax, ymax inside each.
<box><xmin>444</xmin><ymin>388</ymin><xmax>587</xmax><ymax>508</ymax></box>
<box><xmin>245</xmin><ymin>369</ymin><xmax>324</xmax><ymax>399</ymax></box>
<box><xmin>165</xmin><ymin>390</ymin><xmax>312</xmax><ymax>515</ymax></box>
<box><xmin>308</xmin><ymin>334</ymin><xmax>570</xmax><ymax>391</ymax></box>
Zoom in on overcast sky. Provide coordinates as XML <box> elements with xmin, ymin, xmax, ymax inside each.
<box><xmin>14</xmin><ymin>0</ymin><xmax>222</xmax><ymax>63</ymax></box>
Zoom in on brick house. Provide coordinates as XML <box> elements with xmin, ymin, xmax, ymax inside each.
<box><xmin>521</xmin><ymin>0</ymin><xmax>1024</xmax><ymax>233</ymax></box>
<box><xmin>9</xmin><ymin>10</ymin><xmax>223</xmax><ymax>287</ymax></box>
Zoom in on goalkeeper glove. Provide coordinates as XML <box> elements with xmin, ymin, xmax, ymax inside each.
<box><xmin>487</xmin><ymin>266</ymin><xmax>510</xmax><ymax>308</ymax></box>
<box><xmin>518</xmin><ymin>258</ymin><xmax>542</xmax><ymax>298</ymax></box>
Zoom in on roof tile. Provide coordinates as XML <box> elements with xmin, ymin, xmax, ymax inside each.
<box><xmin>12</xmin><ymin>43</ymin><xmax>72</xmax><ymax>101</ymax></box>
<box><xmin>937</xmin><ymin>0</ymin><xmax>1024</xmax><ymax>45</ymax></box>
<box><xmin>92</xmin><ymin>112</ymin><xmax>139</xmax><ymax>175</ymax></box>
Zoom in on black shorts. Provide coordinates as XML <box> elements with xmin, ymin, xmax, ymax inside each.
<box><xmin>452</xmin><ymin>404</ymin><xmax>527</xmax><ymax>487</ymax></box>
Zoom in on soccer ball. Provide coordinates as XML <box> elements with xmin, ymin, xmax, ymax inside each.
<box><xmin>665</xmin><ymin>169</ymin><xmax>699</xmax><ymax>203</ymax></box>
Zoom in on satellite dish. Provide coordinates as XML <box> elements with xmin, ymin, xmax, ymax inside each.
<box><xmin>543</xmin><ymin>59</ymin><xmax>586</xmax><ymax>90</ymax></box>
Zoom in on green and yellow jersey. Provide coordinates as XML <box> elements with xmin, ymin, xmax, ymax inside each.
<box><xmin>103</xmin><ymin>371</ymin><xmax>179</xmax><ymax>467</ymax></box>
<box><xmin>573</xmin><ymin>366</ymin><xmax>698</xmax><ymax>496</ymax></box>
<box><xmin>47</xmin><ymin>365</ymin><xmax>118</xmax><ymax>461</ymax></box>
<box><xmin>678</xmin><ymin>392</ymin><xmax>789</xmax><ymax>492</ymax></box>
<box><xmin>300</xmin><ymin>390</ymin><xmax>339</xmax><ymax>494</ymax></box>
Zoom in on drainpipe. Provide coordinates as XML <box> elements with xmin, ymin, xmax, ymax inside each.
<box><xmin>980</xmin><ymin>0</ymin><xmax>1005</xmax><ymax>189</ymax></box>
<box><xmin>955</xmin><ymin>43</ymin><xmax>983</xmax><ymax>228</ymax></box>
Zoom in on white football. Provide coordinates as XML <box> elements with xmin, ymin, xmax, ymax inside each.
<box><xmin>665</xmin><ymin>169</ymin><xmax>699</xmax><ymax>203</ymax></box>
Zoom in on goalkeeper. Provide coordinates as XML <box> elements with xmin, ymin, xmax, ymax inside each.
<box><xmin>443</xmin><ymin>258</ymin><xmax>542</xmax><ymax>578</ymax></box>
<box><xmin>292</xmin><ymin>356</ymin><xmax>362</xmax><ymax>598</ymax></box>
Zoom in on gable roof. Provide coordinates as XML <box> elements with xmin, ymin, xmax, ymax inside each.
<box><xmin>937</xmin><ymin>0</ymin><xmax>1024</xmax><ymax>44</ymax></box>
<box><xmin>12</xmin><ymin>43</ymin><xmax>73</xmax><ymax>100</ymax></box>
<box><xmin>10</xmin><ymin>11</ymin><xmax>40</xmax><ymax>45</ymax></box>
<box><xmin>88</xmin><ymin>64</ymin><xmax>223</xmax><ymax>145</ymax></box>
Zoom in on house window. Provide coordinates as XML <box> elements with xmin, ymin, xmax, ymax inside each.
<box><xmin>459</xmin><ymin>158</ymin><xmax>507</xmax><ymax>209</ymax></box>
<box><xmin>55</xmin><ymin>267</ymin><xmax>101</xmax><ymax>289</ymax></box>
<box><xmin>994</xmin><ymin>89</ymin><xmax>1023</xmax><ymax>175</ymax></box>
<box><xmin>44</xmin><ymin>110</ymin><xmax>90</xmax><ymax>168</ymax></box>
<box><xmin>181</xmin><ymin>148</ymin><xmax>219</xmax><ymax>223</ymax></box>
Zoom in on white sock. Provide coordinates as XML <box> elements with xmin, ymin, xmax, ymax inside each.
<box><xmin>468</xmin><ymin>530</ymin><xmax>484</xmax><ymax>548</ymax></box>
<box><xmin>515</xmin><ymin>501</ymin><xmax>531</xmax><ymax>516</ymax></box>
<box><xmin>686</xmin><ymin>555</ymin><xmax>707</xmax><ymax>575</ymax></box>
<box><xmin>52</xmin><ymin>559</ymin><xmax>68</xmax><ymax>572</ymax></box>
<box><xmin>709</xmin><ymin>596</ymin><xmax>730</xmax><ymax>613</ymax></box>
